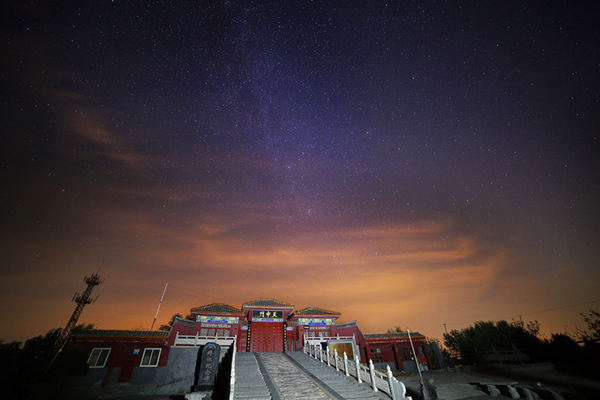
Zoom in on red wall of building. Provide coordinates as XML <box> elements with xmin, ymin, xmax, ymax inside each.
<box><xmin>365</xmin><ymin>336</ymin><xmax>430</xmax><ymax>371</ymax></box>
<box><xmin>335</xmin><ymin>323</ymin><xmax>367</xmax><ymax>360</ymax></box>
<box><xmin>70</xmin><ymin>335</ymin><xmax>170</xmax><ymax>384</ymax></box>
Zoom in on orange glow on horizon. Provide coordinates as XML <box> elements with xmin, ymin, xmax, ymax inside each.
<box><xmin>3</xmin><ymin>207</ymin><xmax>595</xmax><ymax>343</ymax></box>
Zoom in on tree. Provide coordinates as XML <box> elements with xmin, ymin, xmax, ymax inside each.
<box><xmin>387</xmin><ymin>326</ymin><xmax>409</xmax><ymax>334</ymax></box>
<box><xmin>0</xmin><ymin>323</ymin><xmax>93</xmax><ymax>399</ymax></box>
<box><xmin>71</xmin><ymin>323</ymin><xmax>95</xmax><ymax>335</ymax></box>
<box><xmin>577</xmin><ymin>310</ymin><xmax>600</xmax><ymax>342</ymax></box>
<box><xmin>443</xmin><ymin>320</ymin><xmax>542</xmax><ymax>364</ymax></box>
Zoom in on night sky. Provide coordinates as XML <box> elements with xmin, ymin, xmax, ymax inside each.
<box><xmin>2</xmin><ymin>1</ymin><xmax>599</xmax><ymax>342</ymax></box>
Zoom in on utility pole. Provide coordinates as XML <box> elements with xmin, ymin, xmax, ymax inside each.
<box><xmin>442</xmin><ymin>323</ymin><xmax>449</xmax><ymax>372</ymax></box>
<box><xmin>45</xmin><ymin>272</ymin><xmax>103</xmax><ymax>373</ymax></box>
<box><xmin>407</xmin><ymin>329</ymin><xmax>427</xmax><ymax>399</ymax></box>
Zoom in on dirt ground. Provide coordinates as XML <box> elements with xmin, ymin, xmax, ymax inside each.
<box><xmin>398</xmin><ymin>362</ymin><xmax>600</xmax><ymax>399</ymax></box>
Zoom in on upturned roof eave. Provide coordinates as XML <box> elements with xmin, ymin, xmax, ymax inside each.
<box><xmin>289</xmin><ymin>306</ymin><xmax>341</xmax><ymax>319</ymax></box>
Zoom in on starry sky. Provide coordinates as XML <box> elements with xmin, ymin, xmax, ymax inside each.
<box><xmin>2</xmin><ymin>1</ymin><xmax>599</xmax><ymax>343</ymax></box>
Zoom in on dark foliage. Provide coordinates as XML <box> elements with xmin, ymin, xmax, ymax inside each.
<box><xmin>577</xmin><ymin>310</ymin><xmax>600</xmax><ymax>342</ymax></box>
<box><xmin>443</xmin><ymin>320</ymin><xmax>541</xmax><ymax>364</ymax></box>
<box><xmin>442</xmin><ymin>313</ymin><xmax>600</xmax><ymax>379</ymax></box>
<box><xmin>0</xmin><ymin>324</ymin><xmax>91</xmax><ymax>400</ymax></box>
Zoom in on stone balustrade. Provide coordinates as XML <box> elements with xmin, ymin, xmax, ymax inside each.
<box><xmin>304</xmin><ymin>342</ymin><xmax>410</xmax><ymax>400</ymax></box>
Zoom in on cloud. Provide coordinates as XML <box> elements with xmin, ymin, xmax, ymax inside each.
<box><xmin>51</xmin><ymin>89</ymin><xmax>150</xmax><ymax>169</ymax></box>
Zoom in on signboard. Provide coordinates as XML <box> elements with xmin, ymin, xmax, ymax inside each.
<box><xmin>299</xmin><ymin>317</ymin><xmax>334</xmax><ymax>326</ymax></box>
<box><xmin>252</xmin><ymin>310</ymin><xmax>283</xmax><ymax>322</ymax></box>
<box><xmin>197</xmin><ymin>315</ymin><xmax>239</xmax><ymax>324</ymax></box>
<box><xmin>328</xmin><ymin>341</ymin><xmax>355</xmax><ymax>359</ymax></box>
<box><xmin>201</xmin><ymin>323</ymin><xmax>233</xmax><ymax>328</ymax></box>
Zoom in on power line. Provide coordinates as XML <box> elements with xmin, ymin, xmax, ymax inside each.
<box><xmin>443</xmin><ymin>298</ymin><xmax>600</xmax><ymax>329</ymax></box>
<box><xmin>517</xmin><ymin>298</ymin><xmax>600</xmax><ymax>318</ymax></box>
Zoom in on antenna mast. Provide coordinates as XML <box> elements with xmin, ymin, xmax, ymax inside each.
<box><xmin>150</xmin><ymin>282</ymin><xmax>168</xmax><ymax>330</ymax></box>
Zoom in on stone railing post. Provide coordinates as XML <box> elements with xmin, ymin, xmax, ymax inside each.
<box><xmin>369</xmin><ymin>359</ymin><xmax>378</xmax><ymax>392</ymax></box>
<box><xmin>387</xmin><ymin>365</ymin><xmax>396</xmax><ymax>399</ymax></box>
<box><xmin>354</xmin><ymin>355</ymin><xmax>362</xmax><ymax>383</ymax></box>
<box><xmin>320</xmin><ymin>346</ymin><xmax>324</xmax><ymax>362</ymax></box>
<box><xmin>487</xmin><ymin>384</ymin><xmax>501</xmax><ymax>397</ymax></box>
<box><xmin>344</xmin><ymin>352</ymin><xmax>349</xmax><ymax>376</ymax></box>
<box><xmin>229</xmin><ymin>336</ymin><xmax>237</xmax><ymax>400</ymax></box>
<box><xmin>334</xmin><ymin>349</ymin><xmax>339</xmax><ymax>371</ymax></box>
<box><xmin>507</xmin><ymin>385</ymin><xmax>519</xmax><ymax>399</ymax></box>
<box><xmin>195</xmin><ymin>331</ymin><xmax>199</xmax><ymax>346</ymax></box>
<box><xmin>326</xmin><ymin>346</ymin><xmax>331</xmax><ymax>366</ymax></box>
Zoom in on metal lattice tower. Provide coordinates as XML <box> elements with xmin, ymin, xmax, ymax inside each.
<box><xmin>57</xmin><ymin>272</ymin><xmax>103</xmax><ymax>345</ymax></box>
<box><xmin>46</xmin><ymin>272</ymin><xmax>103</xmax><ymax>373</ymax></box>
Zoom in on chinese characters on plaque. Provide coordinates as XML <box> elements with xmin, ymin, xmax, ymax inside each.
<box><xmin>251</xmin><ymin>310</ymin><xmax>283</xmax><ymax>322</ymax></box>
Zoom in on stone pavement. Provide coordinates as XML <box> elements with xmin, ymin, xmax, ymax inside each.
<box><xmin>234</xmin><ymin>352</ymin><xmax>272</xmax><ymax>400</ymax></box>
<box><xmin>286</xmin><ymin>351</ymin><xmax>389</xmax><ymax>400</ymax></box>
<box><xmin>434</xmin><ymin>383</ymin><xmax>495</xmax><ymax>400</ymax></box>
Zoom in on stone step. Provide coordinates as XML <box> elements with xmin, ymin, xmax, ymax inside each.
<box><xmin>234</xmin><ymin>352</ymin><xmax>272</xmax><ymax>400</ymax></box>
<box><xmin>235</xmin><ymin>351</ymin><xmax>392</xmax><ymax>400</ymax></box>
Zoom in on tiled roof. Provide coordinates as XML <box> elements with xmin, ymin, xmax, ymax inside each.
<box><xmin>294</xmin><ymin>307</ymin><xmax>340</xmax><ymax>316</ymax></box>
<box><xmin>173</xmin><ymin>316</ymin><xmax>195</xmax><ymax>326</ymax></box>
<box><xmin>335</xmin><ymin>321</ymin><xmax>358</xmax><ymax>328</ymax></box>
<box><xmin>72</xmin><ymin>329</ymin><xmax>169</xmax><ymax>338</ymax></box>
<box><xmin>365</xmin><ymin>332</ymin><xmax>424</xmax><ymax>339</ymax></box>
<box><xmin>190</xmin><ymin>303</ymin><xmax>243</xmax><ymax>314</ymax></box>
<box><xmin>242</xmin><ymin>299</ymin><xmax>294</xmax><ymax>308</ymax></box>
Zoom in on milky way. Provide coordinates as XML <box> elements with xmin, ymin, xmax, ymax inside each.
<box><xmin>1</xmin><ymin>1</ymin><xmax>599</xmax><ymax>341</ymax></box>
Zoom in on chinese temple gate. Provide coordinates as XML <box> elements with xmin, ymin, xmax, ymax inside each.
<box><xmin>67</xmin><ymin>298</ymin><xmax>432</xmax><ymax>388</ymax></box>
<box><xmin>243</xmin><ymin>301</ymin><xmax>293</xmax><ymax>352</ymax></box>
